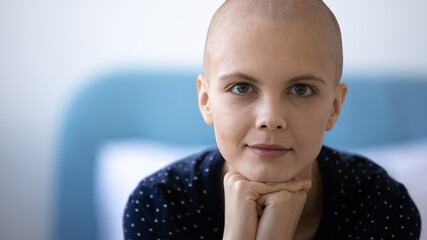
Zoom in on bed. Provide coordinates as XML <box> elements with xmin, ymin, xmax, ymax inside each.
<box><xmin>56</xmin><ymin>70</ymin><xmax>427</xmax><ymax>240</ymax></box>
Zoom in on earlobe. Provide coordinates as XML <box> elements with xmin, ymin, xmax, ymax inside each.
<box><xmin>326</xmin><ymin>82</ymin><xmax>348</xmax><ymax>131</ymax></box>
<box><xmin>197</xmin><ymin>74</ymin><xmax>214</xmax><ymax>126</ymax></box>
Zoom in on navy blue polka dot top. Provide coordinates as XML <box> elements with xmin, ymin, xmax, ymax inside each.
<box><xmin>123</xmin><ymin>146</ymin><xmax>421</xmax><ymax>240</ymax></box>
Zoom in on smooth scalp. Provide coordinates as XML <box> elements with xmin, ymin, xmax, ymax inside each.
<box><xmin>203</xmin><ymin>0</ymin><xmax>343</xmax><ymax>85</ymax></box>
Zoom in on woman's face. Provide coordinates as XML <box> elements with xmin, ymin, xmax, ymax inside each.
<box><xmin>198</xmin><ymin>18</ymin><xmax>346</xmax><ymax>182</ymax></box>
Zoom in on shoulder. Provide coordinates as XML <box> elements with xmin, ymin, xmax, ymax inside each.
<box><xmin>123</xmin><ymin>148</ymin><xmax>225</xmax><ymax>239</ymax></box>
<box><xmin>317</xmin><ymin>146</ymin><xmax>421</xmax><ymax>239</ymax></box>
<box><xmin>318</xmin><ymin>145</ymin><xmax>407</xmax><ymax>197</ymax></box>
<box><xmin>132</xmin><ymin>148</ymin><xmax>223</xmax><ymax>200</ymax></box>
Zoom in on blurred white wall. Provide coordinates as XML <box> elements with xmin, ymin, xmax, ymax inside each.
<box><xmin>331</xmin><ymin>1</ymin><xmax>427</xmax><ymax>74</ymax></box>
<box><xmin>0</xmin><ymin>1</ymin><xmax>426</xmax><ymax>240</ymax></box>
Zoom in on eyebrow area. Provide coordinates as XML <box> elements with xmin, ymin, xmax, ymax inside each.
<box><xmin>218</xmin><ymin>72</ymin><xmax>326</xmax><ymax>85</ymax></box>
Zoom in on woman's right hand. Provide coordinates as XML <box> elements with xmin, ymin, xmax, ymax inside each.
<box><xmin>222</xmin><ymin>171</ymin><xmax>311</xmax><ymax>240</ymax></box>
<box><xmin>222</xmin><ymin>171</ymin><xmax>260</xmax><ymax>240</ymax></box>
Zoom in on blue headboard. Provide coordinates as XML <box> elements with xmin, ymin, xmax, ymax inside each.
<box><xmin>325</xmin><ymin>74</ymin><xmax>427</xmax><ymax>147</ymax></box>
<box><xmin>55</xmin><ymin>70</ymin><xmax>427</xmax><ymax>240</ymax></box>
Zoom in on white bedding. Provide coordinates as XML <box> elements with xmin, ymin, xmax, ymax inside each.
<box><xmin>95</xmin><ymin>140</ymin><xmax>208</xmax><ymax>240</ymax></box>
<box><xmin>95</xmin><ymin>139</ymin><xmax>427</xmax><ymax>240</ymax></box>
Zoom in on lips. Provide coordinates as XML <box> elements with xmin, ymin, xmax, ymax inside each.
<box><xmin>247</xmin><ymin>144</ymin><xmax>292</xmax><ymax>158</ymax></box>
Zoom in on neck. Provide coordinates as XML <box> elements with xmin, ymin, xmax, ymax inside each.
<box><xmin>298</xmin><ymin>160</ymin><xmax>323</xmax><ymax>215</ymax></box>
<box><xmin>294</xmin><ymin>159</ymin><xmax>324</xmax><ymax>239</ymax></box>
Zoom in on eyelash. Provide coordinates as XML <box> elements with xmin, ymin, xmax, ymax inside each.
<box><xmin>289</xmin><ymin>84</ymin><xmax>317</xmax><ymax>96</ymax></box>
<box><xmin>227</xmin><ymin>82</ymin><xmax>317</xmax><ymax>96</ymax></box>
<box><xmin>229</xmin><ymin>83</ymin><xmax>255</xmax><ymax>95</ymax></box>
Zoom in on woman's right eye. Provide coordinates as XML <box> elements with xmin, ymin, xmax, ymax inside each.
<box><xmin>230</xmin><ymin>83</ymin><xmax>254</xmax><ymax>94</ymax></box>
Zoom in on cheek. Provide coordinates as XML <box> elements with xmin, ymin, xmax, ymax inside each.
<box><xmin>285</xmin><ymin>108</ymin><xmax>327</xmax><ymax>176</ymax></box>
<box><xmin>289</xmin><ymin>103</ymin><xmax>330</xmax><ymax>149</ymax></box>
<box><xmin>210</xmin><ymin>97</ymin><xmax>252</xmax><ymax>150</ymax></box>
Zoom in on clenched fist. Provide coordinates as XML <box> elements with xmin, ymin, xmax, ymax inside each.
<box><xmin>222</xmin><ymin>171</ymin><xmax>311</xmax><ymax>240</ymax></box>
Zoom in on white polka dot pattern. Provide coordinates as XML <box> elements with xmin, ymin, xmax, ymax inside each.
<box><xmin>123</xmin><ymin>146</ymin><xmax>421</xmax><ymax>239</ymax></box>
<box><xmin>315</xmin><ymin>147</ymin><xmax>421</xmax><ymax>239</ymax></box>
<box><xmin>123</xmin><ymin>150</ymin><xmax>224</xmax><ymax>239</ymax></box>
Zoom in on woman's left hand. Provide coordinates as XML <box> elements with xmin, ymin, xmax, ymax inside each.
<box><xmin>255</xmin><ymin>179</ymin><xmax>311</xmax><ymax>240</ymax></box>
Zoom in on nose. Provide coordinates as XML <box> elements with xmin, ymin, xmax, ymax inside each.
<box><xmin>256</xmin><ymin>120</ymin><xmax>286</xmax><ymax>131</ymax></box>
<box><xmin>255</xmin><ymin>99</ymin><xmax>286</xmax><ymax>132</ymax></box>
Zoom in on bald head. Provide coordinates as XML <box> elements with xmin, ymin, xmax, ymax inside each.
<box><xmin>203</xmin><ymin>0</ymin><xmax>343</xmax><ymax>84</ymax></box>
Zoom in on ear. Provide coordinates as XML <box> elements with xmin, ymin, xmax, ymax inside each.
<box><xmin>326</xmin><ymin>82</ymin><xmax>348</xmax><ymax>131</ymax></box>
<box><xmin>197</xmin><ymin>74</ymin><xmax>214</xmax><ymax>126</ymax></box>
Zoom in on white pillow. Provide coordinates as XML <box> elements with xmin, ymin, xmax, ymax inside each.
<box><xmin>94</xmin><ymin>140</ymin><xmax>209</xmax><ymax>240</ymax></box>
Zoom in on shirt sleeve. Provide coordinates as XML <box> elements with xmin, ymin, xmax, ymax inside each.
<box><xmin>123</xmin><ymin>185</ymin><xmax>162</xmax><ymax>240</ymax></box>
<box><xmin>384</xmin><ymin>192</ymin><xmax>421</xmax><ymax>240</ymax></box>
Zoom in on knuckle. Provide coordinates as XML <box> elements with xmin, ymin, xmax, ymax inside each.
<box><xmin>233</xmin><ymin>179</ymin><xmax>247</xmax><ymax>192</ymax></box>
<box><xmin>224</xmin><ymin>172</ymin><xmax>239</xmax><ymax>184</ymax></box>
<box><xmin>273</xmin><ymin>189</ymin><xmax>307</xmax><ymax>205</ymax></box>
<box><xmin>277</xmin><ymin>190</ymin><xmax>292</xmax><ymax>198</ymax></box>
<box><xmin>270</xmin><ymin>190</ymin><xmax>293</xmax><ymax>205</ymax></box>
<box><xmin>224</xmin><ymin>173</ymin><xmax>249</xmax><ymax>193</ymax></box>
<box><xmin>290</xmin><ymin>191</ymin><xmax>307</xmax><ymax>203</ymax></box>
<box><xmin>223</xmin><ymin>171</ymin><xmax>234</xmax><ymax>181</ymax></box>
<box><xmin>298</xmin><ymin>190</ymin><xmax>307</xmax><ymax>199</ymax></box>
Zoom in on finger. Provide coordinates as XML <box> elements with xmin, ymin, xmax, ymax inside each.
<box><xmin>223</xmin><ymin>171</ymin><xmax>265</xmax><ymax>201</ymax></box>
<box><xmin>224</xmin><ymin>172</ymin><xmax>311</xmax><ymax>197</ymax></box>
<box><xmin>257</xmin><ymin>188</ymin><xmax>308</xmax><ymax>211</ymax></box>
<box><xmin>223</xmin><ymin>171</ymin><xmax>248</xmax><ymax>183</ymax></box>
<box><xmin>256</xmin><ymin>202</ymin><xmax>264</xmax><ymax>218</ymax></box>
<box><xmin>256</xmin><ymin>192</ymin><xmax>269</xmax><ymax>207</ymax></box>
<box><xmin>261</xmin><ymin>179</ymin><xmax>311</xmax><ymax>193</ymax></box>
<box><xmin>301</xmin><ymin>180</ymin><xmax>312</xmax><ymax>191</ymax></box>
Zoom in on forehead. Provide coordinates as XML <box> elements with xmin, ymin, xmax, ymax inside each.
<box><xmin>207</xmin><ymin>17</ymin><xmax>336</xmax><ymax>85</ymax></box>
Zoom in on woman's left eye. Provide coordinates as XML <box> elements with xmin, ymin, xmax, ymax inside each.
<box><xmin>289</xmin><ymin>84</ymin><xmax>314</xmax><ymax>96</ymax></box>
<box><xmin>230</xmin><ymin>83</ymin><xmax>254</xmax><ymax>94</ymax></box>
